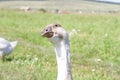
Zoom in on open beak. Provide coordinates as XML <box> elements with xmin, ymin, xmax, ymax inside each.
<box><xmin>41</xmin><ymin>26</ymin><xmax>54</xmax><ymax>38</ymax></box>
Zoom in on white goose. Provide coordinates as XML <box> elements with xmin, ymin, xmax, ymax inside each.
<box><xmin>41</xmin><ymin>24</ymin><xmax>73</xmax><ymax>80</ymax></box>
<box><xmin>0</xmin><ymin>37</ymin><xmax>17</xmax><ymax>61</ymax></box>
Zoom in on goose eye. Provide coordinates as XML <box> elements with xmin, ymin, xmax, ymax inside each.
<box><xmin>54</xmin><ymin>24</ymin><xmax>58</xmax><ymax>27</ymax></box>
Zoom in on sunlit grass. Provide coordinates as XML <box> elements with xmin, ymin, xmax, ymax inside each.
<box><xmin>0</xmin><ymin>10</ymin><xmax>120</xmax><ymax>80</ymax></box>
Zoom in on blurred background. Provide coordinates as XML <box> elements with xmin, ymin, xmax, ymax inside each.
<box><xmin>0</xmin><ymin>0</ymin><xmax>120</xmax><ymax>14</ymax></box>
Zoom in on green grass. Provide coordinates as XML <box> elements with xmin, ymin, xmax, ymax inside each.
<box><xmin>0</xmin><ymin>10</ymin><xmax>120</xmax><ymax>80</ymax></box>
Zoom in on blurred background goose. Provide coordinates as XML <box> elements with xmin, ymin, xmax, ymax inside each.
<box><xmin>0</xmin><ymin>37</ymin><xmax>17</xmax><ymax>61</ymax></box>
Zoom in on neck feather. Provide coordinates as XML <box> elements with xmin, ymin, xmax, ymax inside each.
<box><xmin>54</xmin><ymin>40</ymin><xmax>72</xmax><ymax>80</ymax></box>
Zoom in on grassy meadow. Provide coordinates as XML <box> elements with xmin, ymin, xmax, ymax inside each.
<box><xmin>0</xmin><ymin>10</ymin><xmax>120</xmax><ymax>80</ymax></box>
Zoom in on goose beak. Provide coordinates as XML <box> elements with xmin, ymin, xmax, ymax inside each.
<box><xmin>41</xmin><ymin>26</ymin><xmax>54</xmax><ymax>38</ymax></box>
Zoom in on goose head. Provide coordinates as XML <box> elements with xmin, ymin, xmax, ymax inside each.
<box><xmin>41</xmin><ymin>23</ymin><xmax>68</xmax><ymax>45</ymax></box>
